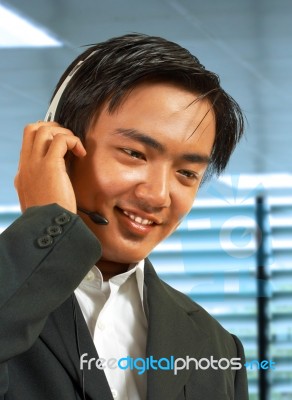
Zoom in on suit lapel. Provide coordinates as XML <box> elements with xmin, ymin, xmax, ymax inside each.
<box><xmin>40</xmin><ymin>295</ymin><xmax>113</xmax><ymax>400</ymax></box>
<box><xmin>144</xmin><ymin>259</ymin><xmax>210</xmax><ymax>400</ymax></box>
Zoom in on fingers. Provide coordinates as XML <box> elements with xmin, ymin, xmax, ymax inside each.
<box><xmin>20</xmin><ymin>121</ymin><xmax>86</xmax><ymax>163</ymax></box>
<box><xmin>15</xmin><ymin>121</ymin><xmax>86</xmax><ymax>213</ymax></box>
<box><xmin>20</xmin><ymin>121</ymin><xmax>58</xmax><ymax>161</ymax></box>
<box><xmin>45</xmin><ymin>133</ymin><xmax>86</xmax><ymax>161</ymax></box>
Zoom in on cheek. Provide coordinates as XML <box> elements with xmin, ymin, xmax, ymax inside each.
<box><xmin>171</xmin><ymin>185</ymin><xmax>199</xmax><ymax>221</ymax></box>
<box><xmin>93</xmin><ymin>161</ymin><xmax>147</xmax><ymax>198</ymax></box>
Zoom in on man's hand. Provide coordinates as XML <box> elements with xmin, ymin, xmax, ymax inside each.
<box><xmin>14</xmin><ymin>121</ymin><xmax>86</xmax><ymax>213</ymax></box>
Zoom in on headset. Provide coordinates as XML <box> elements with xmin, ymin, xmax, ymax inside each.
<box><xmin>44</xmin><ymin>51</ymin><xmax>108</xmax><ymax>225</ymax></box>
<box><xmin>44</xmin><ymin>51</ymin><xmax>96</xmax><ymax>122</ymax></box>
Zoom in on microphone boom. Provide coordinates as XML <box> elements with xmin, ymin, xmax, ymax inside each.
<box><xmin>77</xmin><ymin>207</ymin><xmax>109</xmax><ymax>225</ymax></box>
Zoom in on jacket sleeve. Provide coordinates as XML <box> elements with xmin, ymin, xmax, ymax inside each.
<box><xmin>0</xmin><ymin>204</ymin><xmax>101</xmax><ymax>372</ymax></box>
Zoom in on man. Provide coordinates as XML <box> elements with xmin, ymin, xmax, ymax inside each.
<box><xmin>0</xmin><ymin>34</ymin><xmax>248</xmax><ymax>399</ymax></box>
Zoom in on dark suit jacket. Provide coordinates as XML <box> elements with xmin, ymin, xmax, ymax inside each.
<box><xmin>0</xmin><ymin>204</ymin><xmax>249</xmax><ymax>399</ymax></box>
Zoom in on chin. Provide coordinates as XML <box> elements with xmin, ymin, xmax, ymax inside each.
<box><xmin>101</xmin><ymin>248</ymin><xmax>148</xmax><ymax>264</ymax></box>
<box><xmin>99</xmin><ymin>235</ymin><xmax>155</xmax><ymax>263</ymax></box>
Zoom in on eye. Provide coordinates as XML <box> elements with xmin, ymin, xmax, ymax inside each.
<box><xmin>178</xmin><ymin>169</ymin><xmax>198</xmax><ymax>180</ymax></box>
<box><xmin>122</xmin><ymin>148</ymin><xmax>146</xmax><ymax>160</ymax></box>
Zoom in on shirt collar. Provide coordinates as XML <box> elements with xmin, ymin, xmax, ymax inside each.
<box><xmin>81</xmin><ymin>259</ymin><xmax>145</xmax><ymax>306</ymax></box>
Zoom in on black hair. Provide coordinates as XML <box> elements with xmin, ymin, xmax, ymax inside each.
<box><xmin>52</xmin><ymin>33</ymin><xmax>244</xmax><ymax>178</ymax></box>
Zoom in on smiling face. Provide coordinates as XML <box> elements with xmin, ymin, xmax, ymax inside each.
<box><xmin>69</xmin><ymin>82</ymin><xmax>216</xmax><ymax>266</ymax></box>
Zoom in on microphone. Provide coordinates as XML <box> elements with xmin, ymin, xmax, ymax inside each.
<box><xmin>77</xmin><ymin>206</ymin><xmax>109</xmax><ymax>225</ymax></box>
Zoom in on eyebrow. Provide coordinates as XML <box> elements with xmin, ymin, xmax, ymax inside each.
<box><xmin>114</xmin><ymin>128</ymin><xmax>165</xmax><ymax>152</ymax></box>
<box><xmin>113</xmin><ymin>128</ymin><xmax>211</xmax><ymax>164</ymax></box>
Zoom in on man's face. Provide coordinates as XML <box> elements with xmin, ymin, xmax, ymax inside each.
<box><xmin>69</xmin><ymin>82</ymin><xmax>216</xmax><ymax>264</ymax></box>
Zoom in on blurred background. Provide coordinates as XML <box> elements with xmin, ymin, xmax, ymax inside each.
<box><xmin>0</xmin><ymin>1</ymin><xmax>291</xmax><ymax>399</ymax></box>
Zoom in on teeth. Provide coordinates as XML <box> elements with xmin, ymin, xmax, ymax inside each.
<box><xmin>123</xmin><ymin>210</ymin><xmax>154</xmax><ymax>225</ymax></box>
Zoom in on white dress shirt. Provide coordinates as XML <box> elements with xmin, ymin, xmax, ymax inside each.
<box><xmin>75</xmin><ymin>260</ymin><xmax>147</xmax><ymax>400</ymax></box>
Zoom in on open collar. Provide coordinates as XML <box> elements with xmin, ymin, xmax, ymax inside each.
<box><xmin>40</xmin><ymin>258</ymin><xmax>209</xmax><ymax>400</ymax></box>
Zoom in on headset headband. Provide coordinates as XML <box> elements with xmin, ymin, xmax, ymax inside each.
<box><xmin>44</xmin><ymin>50</ymin><xmax>96</xmax><ymax>122</ymax></box>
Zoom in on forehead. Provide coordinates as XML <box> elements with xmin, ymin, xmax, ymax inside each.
<box><xmin>88</xmin><ymin>82</ymin><xmax>215</xmax><ymax>152</ymax></box>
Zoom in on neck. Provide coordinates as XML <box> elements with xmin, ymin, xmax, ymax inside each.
<box><xmin>96</xmin><ymin>259</ymin><xmax>130</xmax><ymax>281</ymax></box>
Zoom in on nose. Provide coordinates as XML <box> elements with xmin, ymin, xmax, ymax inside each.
<box><xmin>134</xmin><ymin>166</ymin><xmax>171</xmax><ymax>209</ymax></box>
